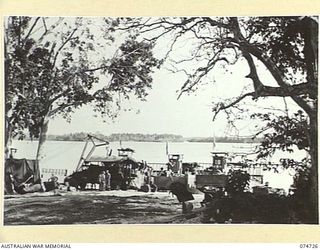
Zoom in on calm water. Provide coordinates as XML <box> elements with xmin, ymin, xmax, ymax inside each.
<box><xmin>11</xmin><ymin>140</ymin><xmax>307</xmax><ymax>191</ymax></box>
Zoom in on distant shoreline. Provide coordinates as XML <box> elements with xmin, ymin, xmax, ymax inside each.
<box><xmin>16</xmin><ymin>132</ymin><xmax>261</xmax><ymax>144</ymax></box>
<box><xmin>23</xmin><ymin>140</ymin><xmax>256</xmax><ymax>143</ymax></box>
<box><xmin>20</xmin><ymin>138</ymin><xmax>261</xmax><ymax>144</ymax></box>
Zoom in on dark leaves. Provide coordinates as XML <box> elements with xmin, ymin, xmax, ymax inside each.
<box><xmin>107</xmin><ymin>39</ymin><xmax>161</xmax><ymax>100</ymax></box>
<box><xmin>252</xmin><ymin>111</ymin><xmax>309</xmax><ymax>159</ymax></box>
<box><xmin>6</xmin><ymin>16</ymin><xmax>161</xmax><ymax>141</ymax></box>
<box><xmin>245</xmin><ymin>16</ymin><xmax>306</xmax><ymax>77</ymax></box>
<box><xmin>226</xmin><ymin>169</ymin><xmax>251</xmax><ymax>195</ymax></box>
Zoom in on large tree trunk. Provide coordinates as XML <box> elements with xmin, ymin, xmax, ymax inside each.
<box><xmin>309</xmin><ymin>113</ymin><xmax>318</xmax><ymax>223</ymax></box>
<box><xmin>5</xmin><ymin>118</ymin><xmax>13</xmax><ymax>159</ymax></box>
<box><xmin>301</xmin><ymin>17</ymin><xmax>318</xmax><ymax>224</ymax></box>
<box><xmin>35</xmin><ymin>116</ymin><xmax>50</xmax><ymax>167</ymax></box>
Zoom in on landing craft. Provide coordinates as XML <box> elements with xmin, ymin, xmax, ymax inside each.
<box><xmin>64</xmin><ymin>134</ymin><xmax>148</xmax><ymax>190</ymax></box>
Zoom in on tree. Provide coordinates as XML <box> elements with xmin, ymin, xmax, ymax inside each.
<box><xmin>252</xmin><ymin>110</ymin><xmax>309</xmax><ymax>159</ymax></box>
<box><xmin>225</xmin><ymin>169</ymin><xmax>250</xmax><ymax>196</ymax></box>
<box><xmin>115</xmin><ymin>16</ymin><xmax>318</xmax><ymax>222</ymax></box>
<box><xmin>4</xmin><ymin>16</ymin><xmax>160</xmax><ymax>163</ymax></box>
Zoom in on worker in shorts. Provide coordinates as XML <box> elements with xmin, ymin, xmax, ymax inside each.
<box><xmin>98</xmin><ymin>171</ymin><xmax>106</xmax><ymax>191</ymax></box>
<box><xmin>105</xmin><ymin>170</ymin><xmax>111</xmax><ymax>191</ymax></box>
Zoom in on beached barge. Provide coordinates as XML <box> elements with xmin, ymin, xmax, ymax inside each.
<box><xmin>149</xmin><ymin>152</ymin><xmax>264</xmax><ymax>191</ymax></box>
<box><xmin>64</xmin><ymin>135</ymin><xmax>265</xmax><ymax>192</ymax></box>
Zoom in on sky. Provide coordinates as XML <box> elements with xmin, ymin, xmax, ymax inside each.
<box><xmin>46</xmin><ymin>17</ymin><xmax>301</xmax><ymax>138</ymax></box>
<box><xmin>48</xmin><ymin>68</ymin><xmax>218</xmax><ymax>137</ymax></box>
<box><xmin>48</xmin><ymin>59</ymin><xmax>300</xmax><ymax>138</ymax></box>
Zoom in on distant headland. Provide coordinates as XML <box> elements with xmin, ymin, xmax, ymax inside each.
<box><xmin>40</xmin><ymin>132</ymin><xmax>261</xmax><ymax>143</ymax></box>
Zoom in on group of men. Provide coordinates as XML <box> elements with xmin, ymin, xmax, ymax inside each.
<box><xmin>98</xmin><ymin>170</ymin><xmax>112</xmax><ymax>191</ymax></box>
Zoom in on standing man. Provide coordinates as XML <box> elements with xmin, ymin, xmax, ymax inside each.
<box><xmin>117</xmin><ymin>169</ymin><xmax>124</xmax><ymax>190</ymax></box>
<box><xmin>98</xmin><ymin>171</ymin><xmax>106</xmax><ymax>191</ymax></box>
<box><xmin>105</xmin><ymin>170</ymin><xmax>111</xmax><ymax>191</ymax></box>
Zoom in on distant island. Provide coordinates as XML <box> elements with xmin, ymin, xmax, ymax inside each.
<box><xmin>186</xmin><ymin>136</ymin><xmax>261</xmax><ymax>143</ymax></box>
<box><xmin>44</xmin><ymin>132</ymin><xmax>260</xmax><ymax>143</ymax></box>
<box><xmin>46</xmin><ymin>132</ymin><xmax>184</xmax><ymax>142</ymax></box>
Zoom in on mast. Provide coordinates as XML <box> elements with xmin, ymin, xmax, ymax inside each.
<box><xmin>212</xmin><ymin>128</ymin><xmax>216</xmax><ymax>151</ymax></box>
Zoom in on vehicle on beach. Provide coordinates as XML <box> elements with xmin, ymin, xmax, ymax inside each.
<box><xmin>64</xmin><ymin>134</ymin><xmax>149</xmax><ymax>190</ymax></box>
<box><xmin>64</xmin><ymin>155</ymin><xmax>145</xmax><ymax>190</ymax></box>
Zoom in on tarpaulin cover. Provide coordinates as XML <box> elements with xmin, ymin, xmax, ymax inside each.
<box><xmin>4</xmin><ymin>158</ymin><xmax>40</xmax><ymax>194</ymax></box>
<box><xmin>87</xmin><ymin>156</ymin><xmax>140</xmax><ymax>168</ymax></box>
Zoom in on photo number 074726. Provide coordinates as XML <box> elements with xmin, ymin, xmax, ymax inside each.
<box><xmin>300</xmin><ymin>244</ymin><xmax>319</xmax><ymax>249</ymax></box>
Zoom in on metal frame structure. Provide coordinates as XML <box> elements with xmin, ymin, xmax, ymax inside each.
<box><xmin>75</xmin><ymin>134</ymin><xmax>110</xmax><ymax>172</ymax></box>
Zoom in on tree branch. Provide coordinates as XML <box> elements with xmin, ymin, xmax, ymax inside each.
<box><xmin>83</xmin><ymin>65</ymin><xmax>109</xmax><ymax>73</ymax></box>
<box><xmin>203</xmin><ymin>17</ymin><xmax>230</xmax><ymax>29</ymax></box>
<box><xmin>177</xmin><ymin>56</ymin><xmax>229</xmax><ymax>99</ymax></box>
<box><xmin>230</xmin><ymin>17</ymin><xmax>315</xmax><ymax>116</ymax></box>
<box><xmin>52</xmin><ymin>28</ymin><xmax>78</xmax><ymax>68</ymax></box>
<box><xmin>48</xmin><ymin>100</ymin><xmax>85</xmax><ymax>117</ymax></box>
<box><xmin>23</xmin><ymin>17</ymin><xmax>40</xmax><ymax>45</ymax></box>
<box><xmin>38</xmin><ymin>18</ymin><xmax>49</xmax><ymax>43</ymax></box>
<box><xmin>212</xmin><ymin>91</ymin><xmax>254</xmax><ymax>120</ymax></box>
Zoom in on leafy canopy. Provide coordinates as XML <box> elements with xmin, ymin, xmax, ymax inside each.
<box><xmin>5</xmin><ymin>16</ymin><xmax>161</xmax><ymax>140</ymax></box>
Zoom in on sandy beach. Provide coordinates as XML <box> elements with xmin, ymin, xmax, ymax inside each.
<box><xmin>4</xmin><ymin>190</ymin><xmax>205</xmax><ymax>225</ymax></box>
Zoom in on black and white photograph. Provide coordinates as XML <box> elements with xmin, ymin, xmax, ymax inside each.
<box><xmin>3</xmin><ymin>15</ymin><xmax>318</xmax><ymax>225</ymax></box>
